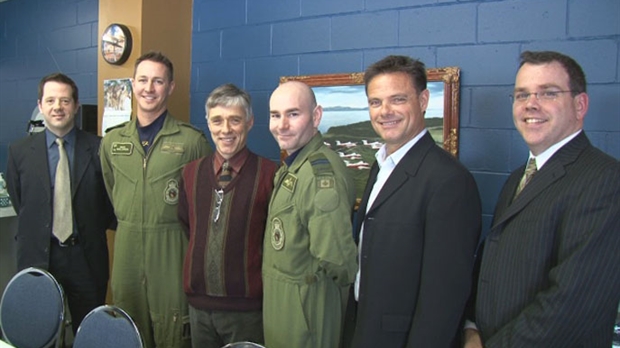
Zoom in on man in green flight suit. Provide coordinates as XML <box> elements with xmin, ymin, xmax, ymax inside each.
<box><xmin>100</xmin><ymin>51</ymin><xmax>211</xmax><ymax>348</ymax></box>
<box><xmin>263</xmin><ymin>81</ymin><xmax>358</xmax><ymax>348</ymax></box>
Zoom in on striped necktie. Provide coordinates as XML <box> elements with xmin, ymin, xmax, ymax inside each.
<box><xmin>218</xmin><ymin>161</ymin><xmax>232</xmax><ymax>188</ymax></box>
<box><xmin>514</xmin><ymin>157</ymin><xmax>537</xmax><ymax>199</ymax></box>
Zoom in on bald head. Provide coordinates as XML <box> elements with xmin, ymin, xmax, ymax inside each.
<box><xmin>270</xmin><ymin>81</ymin><xmax>317</xmax><ymax>109</ymax></box>
<box><xmin>269</xmin><ymin>81</ymin><xmax>323</xmax><ymax>155</ymax></box>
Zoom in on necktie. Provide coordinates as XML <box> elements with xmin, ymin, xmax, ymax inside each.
<box><xmin>53</xmin><ymin>138</ymin><xmax>73</xmax><ymax>242</ymax></box>
<box><xmin>218</xmin><ymin>161</ymin><xmax>232</xmax><ymax>188</ymax></box>
<box><xmin>514</xmin><ymin>157</ymin><xmax>537</xmax><ymax>198</ymax></box>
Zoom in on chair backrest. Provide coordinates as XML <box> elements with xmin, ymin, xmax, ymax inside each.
<box><xmin>221</xmin><ymin>342</ymin><xmax>266</xmax><ymax>348</ymax></box>
<box><xmin>73</xmin><ymin>305</ymin><xmax>143</xmax><ymax>348</ymax></box>
<box><xmin>0</xmin><ymin>267</ymin><xmax>65</xmax><ymax>348</ymax></box>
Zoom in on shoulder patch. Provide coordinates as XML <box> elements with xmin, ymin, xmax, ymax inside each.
<box><xmin>308</xmin><ymin>152</ymin><xmax>333</xmax><ymax>176</ymax></box>
<box><xmin>104</xmin><ymin>121</ymin><xmax>129</xmax><ymax>134</ymax></box>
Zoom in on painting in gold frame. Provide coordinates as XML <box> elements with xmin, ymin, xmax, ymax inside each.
<box><xmin>279</xmin><ymin>67</ymin><xmax>460</xmax><ymax>204</ymax></box>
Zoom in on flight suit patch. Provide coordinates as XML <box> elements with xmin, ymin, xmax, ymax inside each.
<box><xmin>315</xmin><ymin>188</ymin><xmax>340</xmax><ymax>212</ymax></box>
<box><xmin>282</xmin><ymin>173</ymin><xmax>297</xmax><ymax>193</ymax></box>
<box><xmin>164</xmin><ymin>179</ymin><xmax>179</xmax><ymax>205</ymax></box>
<box><xmin>316</xmin><ymin>175</ymin><xmax>334</xmax><ymax>190</ymax></box>
<box><xmin>161</xmin><ymin>142</ymin><xmax>185</xmax><ymax>155</ymax></box>
<box><xmin>111</xmin><ymin>142</ymin><xmax>133</xmax><ymax>155</ymax></box>
<box><xmin>271</xmin><ymin>217</ymin><xmax>285</xmax><ymax>250</ymax></box>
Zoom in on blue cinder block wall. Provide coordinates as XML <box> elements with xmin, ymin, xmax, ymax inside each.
<box><xmin>1</xmin><ymin>0</ymin><xmax>618</xmax><ymax>236</ymax></box>
<box><xmin>0</xmin><ymin>0</ymin><xmax>99</xmax><ymax>174</ymax></box>
<box><xmin>190</xmin><ymin>0</ymin><xmax>620</xmax><ymax>235</ymax></box>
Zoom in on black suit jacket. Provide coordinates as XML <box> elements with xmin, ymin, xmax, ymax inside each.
<box><xmin>352</xmin><ymin>132</ymin><xmax>482</xmax><ymax>348</ymax></box>
<box><xmin>474</xmin><ymin>132</ymin><xmax>620</xmax><ymax>347</ymax></box>
<box><xmin>6</xmin><ymin>130</ymin><xmax>114</xmax><ymax>288</ymax></box>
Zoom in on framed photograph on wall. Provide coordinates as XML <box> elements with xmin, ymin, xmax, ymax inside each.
<box><xmin>280</xmin><ymin>67</ymin><xmax>460</xmax><ymax>204</ymax></box>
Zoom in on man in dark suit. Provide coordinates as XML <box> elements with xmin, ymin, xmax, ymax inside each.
<box><xmin>464</xmin><ymin>51</ymin><xmax>620</xmax><ymax>347</ymax></box>
<box><xmin>348</xmin><ymin>55</ymin><xmax>482</xmax><ymax>347</ymax></box>
<box><xmin>6</xmin><ymin>73</ymin><xmax>115</xmax><ymax>333</ymax></box>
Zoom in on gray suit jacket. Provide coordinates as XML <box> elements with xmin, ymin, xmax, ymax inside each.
<box><xmin>6</xmin><ymin>129</ymin><xmax>115</xmax><ymax>288</ymax></box>
<box><xmin>475</xmin><ymin>131</ymin><xmax>620</xmax><ymax>347</ymax></box>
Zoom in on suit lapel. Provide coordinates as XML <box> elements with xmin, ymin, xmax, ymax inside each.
<box><xmin>30</xmin><ymin>132</ymin><xmax>52</xmax><ymax>199</ymax></box>
<box><xmin>366</xmin><ymin>133</ymin><xmax>434</xmax><ymax>216</ymax></box>
<box><xmin>491</xmin><ymin>132</ymin><xmax>589</xmax><ymax>231</ymax></box>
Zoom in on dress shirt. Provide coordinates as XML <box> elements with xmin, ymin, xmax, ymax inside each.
<box><xmin>46</xmin><ymin>128</ymin><xmax>76</xmax><ymax>188</ymax></box>
<box><xmin>531</xmin><ymin>129</ymin><xmax>581</xmax><ymax>170</ymax></box>
<box><xmin>212</xmin><ymin>147</ymin><xmax>250</xmax><ymax>180</ymax></box>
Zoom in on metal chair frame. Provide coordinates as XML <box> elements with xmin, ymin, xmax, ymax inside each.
<box><xmin>73</xmin><ymin>304</ymin><xmax>144</xmax><ymax>348</ymax></box>
<box><xmin>0</xmin><ymin>267</ymin><xmax>66</xmax><ymax>348</ymax></box>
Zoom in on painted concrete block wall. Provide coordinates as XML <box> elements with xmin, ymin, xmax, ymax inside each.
<box><xmin>0</xmin><ymin>0</ymin><xmax>99</xmax><ymax>174</ymax></box>
<box><xmin>190</xmin><ymin>0</ymin><xmax>620</xmax><ymax>235</ymax></box>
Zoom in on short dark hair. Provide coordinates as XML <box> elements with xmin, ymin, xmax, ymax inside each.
<box><xmin>134</xmin><ymin>51</ymin><xmax>174</xmax><ymax>81</ymax></box>
<box><xmin>38</xmin><ymin>73</ymin><xmax>79</xmax><ymax>103</ymax></box>
<box><xmin>519</xmin><ymin>51</ymin><xmax>587</xmax><ymax>95</ymax></box>
<box><xmin>364</xmin><ymin>55</ymin><xmax>427</xmax><ymax>94</ymax></box>
<box><xmin>206</xmin><ymin>83</ymin><xmax>253</xmax><ymax>121</ymax></box>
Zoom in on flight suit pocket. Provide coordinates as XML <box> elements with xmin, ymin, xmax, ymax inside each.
<box><xmin>111</xmin><ymin>165</ymin><xmax>138</xmax><ymax>220</ymax></box>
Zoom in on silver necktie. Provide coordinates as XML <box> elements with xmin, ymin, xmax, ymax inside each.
<box><xmin>53</xmin><ymin>138</ymin><xmax>73</xmax><ymax>242</ymax></box>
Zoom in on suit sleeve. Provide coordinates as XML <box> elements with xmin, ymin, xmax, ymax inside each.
<box><xmin>485</xmin><ymin>164</ymin><xmax>620</xmax><ymax>347</ymax></box>
<box><xmin>406</xmin><ymin>170</ymin><xmax>482</xmax><ymax>347</ymax></box>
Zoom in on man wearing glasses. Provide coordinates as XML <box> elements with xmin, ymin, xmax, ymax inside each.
<box><xmin>464</xmin><ymin>51</ymin><xmax>620</xmax><ymax>347</ymax></box>
<box><xmin>177</xmin><ymin>84</ymin><xmax>277</xmax><ymax>348</ymax></box>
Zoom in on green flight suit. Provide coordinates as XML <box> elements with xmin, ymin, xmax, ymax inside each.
<box><xmin>100</xmin><ymin>114</ymin><xmax>211</xmax><ymax>348</ymax></box>
<box><xmin>263</xmin><ymin>133</ymin><xmax>358</xmax><ymax>348</ymax></box>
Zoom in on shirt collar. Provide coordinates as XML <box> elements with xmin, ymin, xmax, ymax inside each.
<box><xmin>45</xmin><ymin>127</ymin><xmax>76</xmax><ymax>148</ymax></box>
<box><xmin>375</xmin><ymin>129</ymin><xmax>428</xmax><ymax>169</ymax></box>
<box><xmin>214</xmin><ymin>147</ymin><xmax>250</xmax><ymax>175</ymax></box>
<box><xmin>528</xmin><ymin>129</ymin><xmax>581</xmax><ymax>170</ymax></box>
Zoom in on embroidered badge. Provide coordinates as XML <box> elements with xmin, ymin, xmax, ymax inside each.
<box><xmin>161</xmin><ymin>142</ymin><xmax>185</xmax><ymax>155</ymax></box>
<box><xmin>271</xmin><ymin>217</ymin><xmax>285</xmax><ymax>250</ymax></box>
<box><xmin>163</xmin><ymin>179</ymin><xmax>179</xmax><ymax>205</ymax></box>
<box><xmin>282</xmin><ymin>173</ymin><xmax>297</xmax><ymax>193</ymax></box>
<box><xmin>111</xmin><ymin>142</ymin><xmax>133</xmax><ymax>156</ymax></box>
<box><xmin>317</xmin><ymin>176</ymin><xmax>335</xmax><ymax>189</ymax></box>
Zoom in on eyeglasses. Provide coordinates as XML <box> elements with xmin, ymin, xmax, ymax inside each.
<box><xmin>213</xmin><ymin>189</ymin><xmax>223</xmax><ymax>223</ymax></box>
<box><xmin>510</xmin><ymin>90</ymin><xmax>575</xmax><ymax>103</ymax></box>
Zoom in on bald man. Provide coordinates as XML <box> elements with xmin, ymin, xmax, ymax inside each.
<box><xmin>262</xmin><ymin>81</ymin><xmax>358</xmax><ymax>348</ymax></box>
